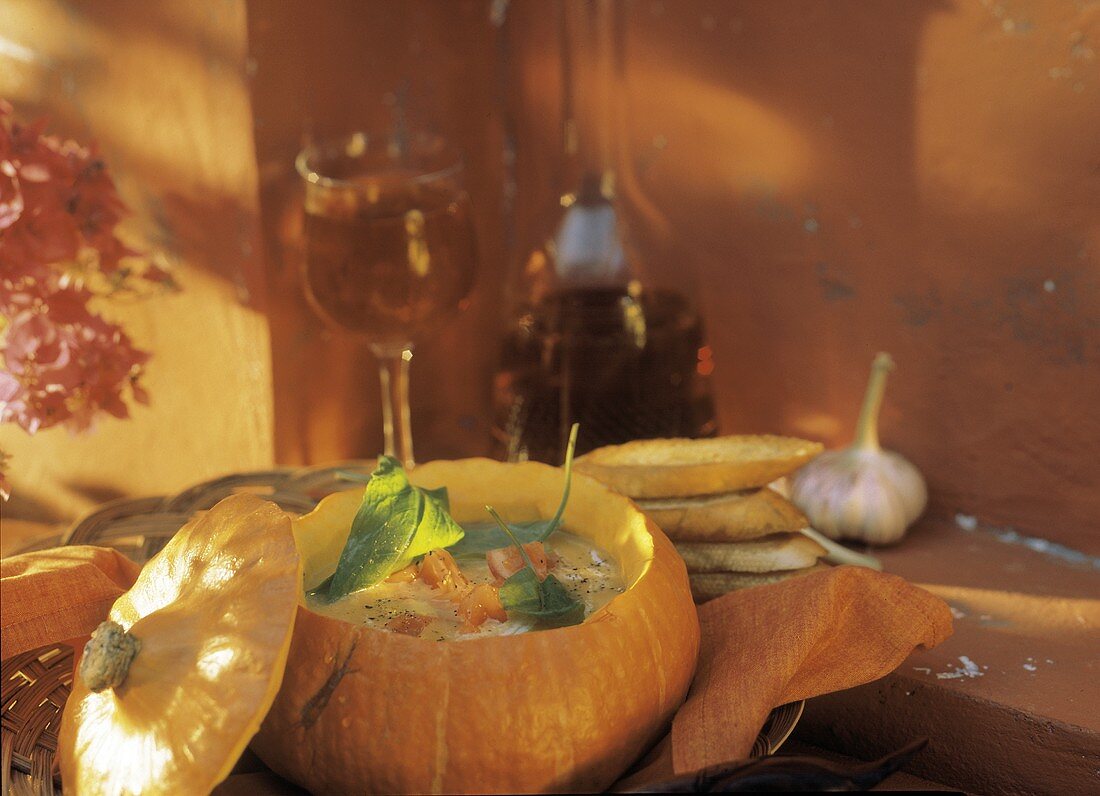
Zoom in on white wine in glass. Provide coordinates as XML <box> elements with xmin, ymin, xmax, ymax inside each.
<box><xmin>297</xmin><ymin>131</ymin><xmax>476</xmax><ymax>466</ymax></box>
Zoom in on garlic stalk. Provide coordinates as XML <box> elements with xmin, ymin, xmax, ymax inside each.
<box><xmin>791</xmin><ymin>353</ymin><xmax>928</xmax><ymax>545</ymax></box>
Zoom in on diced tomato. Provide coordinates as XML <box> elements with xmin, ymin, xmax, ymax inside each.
<box><xmin>385</xmin><ymin>612</ymin><xmax>432</xmax><ymax>637</ymax></box>
<box><xmin>457</xmin><ymin>583</ymin><xmax>507</xmax><ymax>633</ymax></box>
<box><xmin>417</xmin><ymin>549</ymin><xmax>471</xmax><ymax>599</ymax></box>
<box><xmin>485</xmin><ymin>541</ymin><xmax>556</xmax><ymax>584</ymax></box>
<box><xmin>385</xmin><ymin>563</ymin><xmax>419</xmax><ymax>583</ymax></box>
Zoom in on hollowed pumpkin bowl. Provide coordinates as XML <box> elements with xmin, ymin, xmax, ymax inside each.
<box><xmin>251</xmin><ymin>458</ymin><xmax>700</xmax><ymax>794</ymax></box>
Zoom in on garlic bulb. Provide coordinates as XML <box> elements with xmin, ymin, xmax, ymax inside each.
<box><xmin>791</xmin><ymin>353</ymin><xmax>927</xmax><ymax>545</ymax></box>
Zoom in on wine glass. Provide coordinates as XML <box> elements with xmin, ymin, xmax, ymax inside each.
<box><xmin>296</xmin><ymin>131</ymin><xmax>476</xmax><ymax>466</ymax></box>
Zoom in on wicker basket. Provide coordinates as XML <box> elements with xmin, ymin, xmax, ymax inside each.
<box><xmin>1</xmin><ymin>644</ymin><xmax>72</xmax><ymax>796</ymax></box>
<box><xmin>59</xmin><ymin>462</ymin><xmax>374</xmax><ymax>558</ymax></box>
<box><xmin>2</xmin><ymin>461</ymin><xmax>802</xmax><ymax>794</ymax></box>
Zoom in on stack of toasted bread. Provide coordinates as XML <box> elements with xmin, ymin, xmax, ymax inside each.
<box><xmin>575</xmin><ymin>435</ymin><xmax>828</xmax><ymax>603</ymax></box>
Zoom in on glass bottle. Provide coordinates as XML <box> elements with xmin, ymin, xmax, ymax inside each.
<box><xmin>492</xmin><ymin>175</ymin><xmax>717</xmax><ymax>463</ymax></box>
<box><xmin>491</xmin><ymin>0</ymin><xmax>718</xmax><ymax>463</ymax></box>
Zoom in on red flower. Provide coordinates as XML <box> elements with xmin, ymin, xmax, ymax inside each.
<box><xmin>2</xmin><ymin>199</ymin><xmax>82</xmax><ymax>266</ymax></box>
<box><xmin>0</xmin><ymin>294</ymin><xmax>150</xmax><ymax>435</ymax></box>
<box><xmin>0</xmin><ymin>102</ymin><xmax>168</xmax><ymax>447</ymax></box>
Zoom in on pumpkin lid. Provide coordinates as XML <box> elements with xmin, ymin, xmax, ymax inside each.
<box><xmin>58</xmin><ymin>493</ymin><xmax>301</xmax><ymax>795</ymax></box>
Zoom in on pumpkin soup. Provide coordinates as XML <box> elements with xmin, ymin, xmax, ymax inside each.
<box><xmin>307</xmin><ymin>527</ymin><xmax>624</xmax><ymax>639</ymax></box>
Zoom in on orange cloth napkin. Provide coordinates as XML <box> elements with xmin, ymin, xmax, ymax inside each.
<box><xmin>618</xmin><ymin>565</ymin><xmax>953</xmax><ymax>787</ymax></box>
<box><xmin>1</xmin><ymin>546</ymin><xmax>141</xmax><ymax>659</ymax></box>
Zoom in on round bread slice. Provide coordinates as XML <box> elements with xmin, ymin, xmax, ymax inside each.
<box><xmin>637</xmin><ymin>487</ymin><xmax>809</xmax><ymax>542</ymax></box>
<box><xmin>689</xmin><ymin>563</ymin><xmax>830</xmax><ymax>603</ymax></box>
<box><xmin>575</xmin><ymin>435</ymin><xmax>824</xmax><ymax>499</ymax></box>
<box><xmin>675</xmin><ymin>533</ymin><xmax>826</xmax><ymax>574</ymax></box>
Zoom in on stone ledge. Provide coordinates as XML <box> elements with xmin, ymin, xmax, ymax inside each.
<box><xmin>793</xmin><ymin>517</ymin><xmax>1100</xmax><ymax>795</ymax></box>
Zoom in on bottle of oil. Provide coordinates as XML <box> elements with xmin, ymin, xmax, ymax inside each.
<box><xmin>492</xmin><ymin>173</ymin><xmax>717</xmax><ymax>463</ymax></box>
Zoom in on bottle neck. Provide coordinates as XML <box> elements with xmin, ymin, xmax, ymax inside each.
<box><xmin>553</xmin><ymin>175</ymin><xmax>633</xmax><ymax>289</ymax></box>
<box><xmin>560</xmin><ymin>0</ymin><xmax>620</xmax><ymax>196</ymax></box>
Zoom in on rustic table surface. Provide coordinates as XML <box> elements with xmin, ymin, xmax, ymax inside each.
<box><xmin>4</xmin><ymin>512</ymin><xmax>1097</xmax><ymax>793</ymax></box>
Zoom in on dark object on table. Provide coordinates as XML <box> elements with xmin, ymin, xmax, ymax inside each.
<box><xmin>623</xmin><ymin>738</ymin><xmax>928</xmax><ymax>792</ymax></box>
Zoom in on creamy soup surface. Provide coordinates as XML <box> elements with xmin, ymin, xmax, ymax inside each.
<box><xmin>307</xmin><ymin>528</ymin><xmax>624</xmax><ymax>640</ymax></box>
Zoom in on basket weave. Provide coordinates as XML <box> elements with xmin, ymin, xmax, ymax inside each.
<box><xmin>60</xmin><ymin>462</ymin><xmax>374</xmax><ymax>558</ymax></box>
<box><xmin>2</xmin><ymin>460</ymin><xmax>801</xmax><ymax>794</ymax></box>
<box><xmin>1</xmin><ymin>644</ymin><xmax>72</xmax><ymax>796</ymax></box>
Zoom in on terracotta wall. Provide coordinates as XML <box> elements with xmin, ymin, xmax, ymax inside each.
<box><xmin>3</xmin><ymin>1</ymin><xmax>1094</xmax><ymax>555</ymax></box>
<box><xmin>580</xmin><ymin>0</ymin><xmax>1100</xmax><ymax>553</ymax></box>
<box><xmin>248</xmin><ymin>0</ymin><xmax>1098</xmax><ymax>553</ymax></box>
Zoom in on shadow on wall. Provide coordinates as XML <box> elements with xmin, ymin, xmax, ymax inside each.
<box><xmin>506</xmin><ymin>1</ymin><xmax>940</xmax><ymax>449</ymax></box>
<box><xmin>247</xmin><ymin>0</ymin><xmax>1098</xmax><ymax>549</ymax></box>
<box><xmin>1</xmin><ymin>0</ymin><xmax>267</xmax><ymax>299</ymax></box>
<box><xmin>599</xmin><ymin>0</ymin><xmax>943</xmax><ymax>432</ymax></box>
<box><xmin>0</xmin><ymin>0</ymin><xmax>276</xmax><ymax>522</ymax></box>
<box><xmin>507</xmin><ymin>0</ymin><xmax>1100</xmax><ymax>550</ymax></box>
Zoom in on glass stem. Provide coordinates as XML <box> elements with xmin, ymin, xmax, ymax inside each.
<box><xmin>371</xmin><ymin>344</ymin><xmax>414</xmax><ymax>468</ymax></box>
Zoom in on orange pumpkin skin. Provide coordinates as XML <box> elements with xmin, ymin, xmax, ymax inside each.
<box><xmin>251</xmin><ymin>460</ymin><xmax>700</xmax><ymax>794</ymax></box>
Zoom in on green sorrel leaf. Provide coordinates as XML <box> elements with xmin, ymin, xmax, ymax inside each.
<box><xmin>324</xmin><ymin>456</ymin><xmax>463</xmax><ymax>601</ymax></box>
<box><xmin>447</xmin><ymin>519</ymin><xmax>547</xmax><ymax>559</ymax></box>
<box><xmin>424</xmin><ymin>485</ymin><xmax>450</xmax><ymax>512</ymax></box>
<box><xmin>498</xmin><ymin>568</ymin><xmax>585</xmax><ymax>628</ymax></box>
<box><xmin>448</xmin><ymin>424</ymin><xmax>579</xmax><ymax>559</ymax></box>
<box><xmin>487</xmin><ymin>506</ymin><xmax>585</xmax><ymax>629</ymax></box>
<box><xmin>535</xmin><ymin>423</ymin><xmax>579</xmax><ymax>542</ymax></box>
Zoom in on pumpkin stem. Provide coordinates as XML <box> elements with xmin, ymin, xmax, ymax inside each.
<box><xmin>79</xmin><ymin>620</ymin><xmax>141</xmax><ymax>692</ymax></box>
<box><xmin>853</xmin><ymin>352</ymin><xmax>894</xmax><ymax>451</ymax></box>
